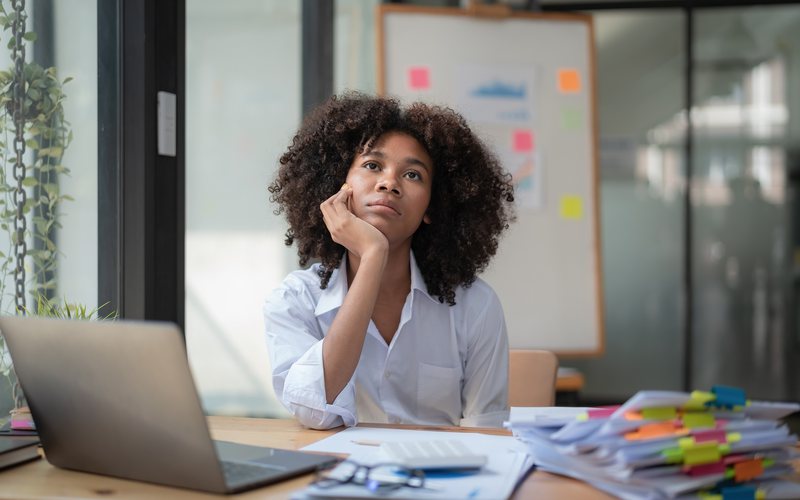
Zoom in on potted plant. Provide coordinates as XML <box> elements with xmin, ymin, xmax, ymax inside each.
<box><xmin>0</xmin><ymin>0</ymin><xmax>111</xmax><ymax>426</ymax></box>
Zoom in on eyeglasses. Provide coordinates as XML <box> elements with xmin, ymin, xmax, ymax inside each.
<box><xmin>312</xmin><ymin>460</ymin><xmax>426</xmax><ymax>493</ymax></box>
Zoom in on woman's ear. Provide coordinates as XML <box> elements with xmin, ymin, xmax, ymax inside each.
<box><xmin>423</xmin><ymin>214</ymin><xmax>432</xmax><ymax>224</ymax></box>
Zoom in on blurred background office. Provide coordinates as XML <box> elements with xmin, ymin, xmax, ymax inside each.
<box><xmin>1</xmin><ymin>0</ymin><xmax>799</xmax><ymax>417</ymax></box>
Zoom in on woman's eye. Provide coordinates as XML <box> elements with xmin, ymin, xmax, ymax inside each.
<box><xmin>364</xmin><ymin>162</ymin><xmax>379</xmax><ymax>170</ymax></box>
<box><xmin>405</xmin><ymin>171</ymin><xmax>421</xmax><ymax>180</ymax></box>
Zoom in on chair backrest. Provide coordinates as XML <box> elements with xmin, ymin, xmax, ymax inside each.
<box><xmin>508</xmin><ymin>349</ymin><xmax>559</xmax><ymax>407</ymax></box>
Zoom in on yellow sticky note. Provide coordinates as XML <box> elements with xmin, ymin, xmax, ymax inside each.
<box><xmin>560</xmin><ymin>196</ymin><xmax>583</xmax><ymax>220</ymax></box>
<box><xmin>682</xmin><ymin>442</ymin><xmax>720</xmax><ymax>466</ymax></box>
<box><xmin>641</xmin><ymin>407</ymin><xmax>677</xmax><ymax>421</ymax></box>
<box><xmin>683</xmin><ymin>412</ymin><xmax>715</xmax><ymax>429</ymax></box>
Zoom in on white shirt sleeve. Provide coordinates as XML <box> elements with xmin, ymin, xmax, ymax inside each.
<box><xmin>459</xmin><ymin>287</ymin><xmax>510</xmax><ymax>428</ymax></box>
<box><xmin>263</xmin><ymin>284</ymin><xmax>358</xmax><ymax>430</ymax></box>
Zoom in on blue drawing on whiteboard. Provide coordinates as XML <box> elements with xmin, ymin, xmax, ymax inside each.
<box><xmin>470</xmin><ymin>81</ymin><xmax>526</xmax><ymax>99</ymax></box>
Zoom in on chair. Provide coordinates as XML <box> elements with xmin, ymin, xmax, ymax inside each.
<box><xmin>508</xmin><ymin>349</ymin><xmax>559</xmax><ymax>407</ymax></box>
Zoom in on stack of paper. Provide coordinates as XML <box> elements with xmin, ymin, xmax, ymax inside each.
<box><xmin>507</xmin><ymin>386</ymin><xmax>800</xmax><ymax>500</ymax></box>
<box><xmin>294</xmin><ymin>427</ymin><xmax>533</xmax><ymax>499</ymax></box>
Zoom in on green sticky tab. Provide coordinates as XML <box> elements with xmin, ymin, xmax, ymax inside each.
<box><xmin>662</xmin><ymin>447</ymin><xmax>683</xmax><ymax>464</ymax></box>
<box><xmin>683</xmin><ymin>412</ymin><xmax>716</xmax><ymax>429</ymax></box>
<box><xmin>763</xmin><ymin>458</ymin><xmax>774</xmax><ymax>468</ymax></box>
<box><xmin>756</xmin><ymin>489</ymin><xmax>766</xmax><ymax>500</ymax></box>
<box><xmin>683</xmin><ymin>442</ymin><xmax>720</xmax><ymax>466</ymax></box>
<box><xmin>678</xmin><ymin>437</ymin><xmax>695</xmax><ymax>449</ymax></box>
<box><xmin>699</xmin><ymin>494</ymin><xmax>722</xmax><ymax>500</ymax></box>
<box><xmin>725</xmin><ymin>468</ymin><xmax>734</xmax><ymax>479</ymax></box>
<box><xmin>642</xmin><ymin>407</ymin><xmax>677</xmax><ymax>420</ymax></box>
<box><xmin>718</xmin><ymin>443</ymin><xmax>730</xmax><ymax>455</ymax></box>
<box><xmin>686</xmin><ymin>391</ymin><xmax>715</xmax><ymax>410</ymax></box>
<box><xmin>727</xmin><ymin>432</ymin><xmax>741</xmax><ymax>443</ymax></box>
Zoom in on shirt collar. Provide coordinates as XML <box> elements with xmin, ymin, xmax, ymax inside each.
<box><xmin>314</xmin><ymin>252</ymin><xmax>437</xmax><ymax>318</ymax></box>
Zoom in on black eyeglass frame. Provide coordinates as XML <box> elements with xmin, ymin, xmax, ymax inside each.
<box><xmin>311</xmin><ymin>459</ymin><xmax>426</xmax><ymax>492</ymax></box>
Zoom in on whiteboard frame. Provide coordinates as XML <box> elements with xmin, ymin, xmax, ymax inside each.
<box><xmin>376</xmin><ymin>4</ymin><xmax>605</xmax><ymax>358</ymax></box>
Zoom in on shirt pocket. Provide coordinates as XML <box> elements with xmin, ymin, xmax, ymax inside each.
<box><xmin>416</xmin><ymin>362</ymin><xmax>461</xmax><ymax>424</ymax></box>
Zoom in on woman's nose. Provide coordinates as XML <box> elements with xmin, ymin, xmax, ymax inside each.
<box><xmin>377</xmin><ymin>176</ymin><xmax>401</xmax><ymax>195</ymax></box>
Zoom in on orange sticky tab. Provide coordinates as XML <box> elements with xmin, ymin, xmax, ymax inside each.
<box><xmin>625</xmin><ymin>411</ymin><xmax>643</xmax><ymax>421</ymax></box>
<box><xmin>625</xmin><ymin>421</ymin><xmax>680</xmax><ymax>441</ymax></box>
<box><xmin>733</xmin><ymin>459</ymin><xmax>764</xmax><ymax>482</ymax></box>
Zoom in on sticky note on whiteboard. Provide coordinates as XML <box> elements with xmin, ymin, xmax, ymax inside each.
<box><xmin>512</xmin><ymin>130</ymin><xmax>534</xmax><ymax>152</ymax></box>
<box><xmin>408</xmin><ymin>67</ymin><xmax>430</xmax><ymax>90</ymax></box>
<box><xmin>560</xmin><ymin>195</ymin><xmax>583</xmax><ymax>220</ymax></box>
<box><xmin>557</xmin><ymin>68</ymin><xmax>581</xmax><ymax>93</ymax></box>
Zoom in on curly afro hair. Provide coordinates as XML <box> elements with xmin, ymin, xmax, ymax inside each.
<box><xmin>269</xmin><ymin>92</ymin><xmax>515</xmax><ymax>306</ymax></box>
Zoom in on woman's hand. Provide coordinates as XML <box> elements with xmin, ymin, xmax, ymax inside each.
<box><xmin>320</xmin><ymin>184</ymin><xmax>389</xmax><ymax>259</ymax></box>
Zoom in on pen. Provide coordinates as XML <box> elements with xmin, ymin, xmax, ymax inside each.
<box><xmin>351</xmin><ymin>439</ymin><xmax>382</xmax><ymax>447</ymax></box>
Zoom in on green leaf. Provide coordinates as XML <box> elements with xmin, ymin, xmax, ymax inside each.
<box><xmin>23</xmin><ymin>32</ymin><xmax>37</xmax><ymax>42</ymax></box>
<box><xmin>21</xmin><ymin>177</ymin><xmax>38</xmax><ymax>187</ymax></box>
<box><xmin>63</xmin><ymin>76</ymin><xmax>73</xmax><ymax>84</ymax></box>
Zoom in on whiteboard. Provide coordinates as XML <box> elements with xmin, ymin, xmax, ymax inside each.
<box><xmin>377</xmin><ymin>5</ymin><xmax>604</xmax><ymax>355</ymax></box>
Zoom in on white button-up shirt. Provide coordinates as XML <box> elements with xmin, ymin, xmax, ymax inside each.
<box><xmin>263</xmin><ymin>254</ymin><xmax>509</xmax><ymax>430</ymax></box>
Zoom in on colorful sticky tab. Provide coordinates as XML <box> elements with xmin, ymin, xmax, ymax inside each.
<box><xmin>683</xmin><ymin>442</ymin><xmax>721</xmax><ymax>466</ymax></box>
<box><xmin>557</xmin><ymin>68</ymin><xmax>581</xmax><ymax>93</ymax></box>
<box><xmin>559</xmin><ymin>195</ymin><xmax>583</xmax><ymax>220</ymax></box>
<box><xmin>586</xmin><ymin>408</ymin><xmax>616</xmax><ymax>419</ymax></box>
<box><xmin>686</xmin><ymin>461</ymin><xmax>726</xmax><ymax>477</ymax></box>
<box><xmin>694</xmin><ymin>430</ymin><xmax>727</xmax><ymax>444</ymax></box>
<box><xmin>733</xmin><ymin>459</ymin><xmax>764</xmax><ymax>482</ymax></box>
<box><xmin>721</xmin><ymin>485</ymin><xmax>757</xmax><ymax>500</ymax></box>
<box><xmin>641</xmin><ymin>407</ymin><xmax>677</xmax><ymax>421</ymax></box>
<box><xmin>712</xmin><ymin>385</ymin><xmax>747</xmax><ymax>409</ymax></box>
<box><xmin>626</xmin><ymin>421</ymin><xmax>683</xmax><ymax>441</ymax></box>
<box><xmin>662</xmin><ymin>447</ymin><xmax>684</xmax><ymax>464</ymax></box>
<box><xmin>408</xmin><ymin>66</ymin><xmax>430</xmax><ymax>90</ymax></box>
<box><xmin>685</xmin><ymin>390</ymin><xmax>716</xmax><ymax>410</ymax></box>
<box><xmin>512</xmin><ymin>129</ymin><xmax>534</xmax><ymax>152</ymax></box>
<box><xmin>726</xmin><ymin>432</ymin><xmax>742</xmax><ymax>443</ymax></box>
<box><xmin>683</xmin><ymin>412</ymin><xmax>716</xmax><ymax>429</ymax></box>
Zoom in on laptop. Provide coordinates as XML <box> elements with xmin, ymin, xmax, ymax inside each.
<box><xmin>0</xmin><ymin>316</ymin><xmax>338</xmax><ymax>494</ymax></box>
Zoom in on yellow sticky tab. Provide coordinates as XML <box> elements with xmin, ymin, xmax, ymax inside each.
<box><xmin>683</xmin><ymin>412</ymin><xmax>715</xmax><ymax>429</ymax></box>
<box><xmin>662</xmin><ymin>447</ymin><xmax>683</xmax><ymax>464</ymax></box>
<box><xmin>683</xmin><ymin>442</ymin><xmax>720</xmax><ymax>466</ymax></box>
<box><xmin>756</xmin><ymin>490</ymin><xmax>766</xmax><ymax>500</ymax></box>
<box><xmin>685</xmin><ymin>391</ymin><xmax>715</xmax><ymax>410</ymax></box>
<box><xmin>577</xmin><ymin>413</ymin><xmax>588</xmax><ymax>421</ymax></box>
<box><xmin>641</xmin><ymin>407</ymin><xmax>677</xmax><ymax>421</ymax></box>
<box><xmin>678</xmin><ymin>437</ymin><xmax>695</xmax><ymax>449</ymax></box>
<box><xmin>699</xmin><ymin>494</ymin><xmax>722</xmax><ymax>500</ymax></box>
<box><xmin>559</xmin><ymin>195</ymin><xmax>583</xmax><ymax>220</ymax></box>
<box><xmin>727</xmin><ymin>432</ymin><xmax>741</xmax><ymax>443</ymax></box>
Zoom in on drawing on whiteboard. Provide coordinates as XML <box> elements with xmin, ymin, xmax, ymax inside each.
<box><xmin>455</xmin><ymin>64</ymin><xmax>536</xmax><ymax>125</ymax></box>
<box><xmin>505</xmin><ymin>149</ymin><xmax>543</xmax><ymax>210</ymax></box>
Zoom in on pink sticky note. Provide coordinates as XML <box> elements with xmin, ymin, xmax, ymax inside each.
<box><xmin>693</xmin><ymin>429</ymin><xmax>727</xmax><ymax>444</ymax></box>
<box><xmin>685</xmin><ymin>461</ymin><xmax>726</xmax><ymax>477</ymax></box>
<box><xmin>513</xmin><ymin>130</ymin><xmax>533</xmax><ymax>152</ymax></box>
<box><xmin>587</xmin><ymin>408</ymin><xmax>616</xmax><ymax>419</ymax></box>
<box><xmin>408</xmin><ymin>67</ymin><xmax>430</xmax><ymax>90</ymax></box>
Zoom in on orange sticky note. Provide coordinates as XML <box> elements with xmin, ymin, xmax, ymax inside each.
<box><xmin>733</xmin><ymin>459</ymin><xmax>764</xmax><ymax>482</ymax></box>
<box><xmin>558</xmin><ymin>68</ymin><xmax>581</xmax><ymax>93</ymax></box>
<box><xmin>408</xmin><ymin>67</ymin><xmax>430</xmax><ymax>90</ymax></box>
<box><xmin>625</xmin><ymin>421</ymin><xmax>680</xmax><ymax>441</ymax></box>
<box><xmin>512</xmin><ymin>130</ymin><xmax>533</xmax><ymax>152</ymax></box>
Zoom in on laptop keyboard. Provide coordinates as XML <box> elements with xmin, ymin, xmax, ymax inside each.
<box><xmin>221</xmin><ymin>460</ymin><xmax>281</xmax><ymax>485</ymax></box>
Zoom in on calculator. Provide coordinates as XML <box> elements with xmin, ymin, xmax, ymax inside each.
<box><xmin>379</xmin><ymin>440</ymin><xmax>488</xmax><ymax>470</ymax></box>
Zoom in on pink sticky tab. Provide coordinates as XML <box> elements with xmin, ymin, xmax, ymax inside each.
<box><xmin>587</xmin><ymin>408</ymin><xmax>616</xmax><ymax>419</ymax></box>
<box><xmin>408</xmin><ymin>67</ymin><xmax>430</xmax><ymax>90</ymax></box>
<box><xmin>513</xmin><ymin>130</ymin><xmax>534</xmax><ymax>152</ymax></box>
<box><xmin>685</xmin><ymin>461</ymin><xmax>726</xmax><ymax>477</ymax></box>
<box><xmin>694</xmin><ymin>430</ymin><xmax>727</xmax><ymax>444</ymax></box>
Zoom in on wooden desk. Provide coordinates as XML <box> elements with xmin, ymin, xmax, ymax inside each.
<box><xmin>0</xmin><ymin>417</ymin><xmax>613</xmax><ymax>499</ymax></box>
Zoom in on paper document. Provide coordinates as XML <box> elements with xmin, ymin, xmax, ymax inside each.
<box><xmin>296</xmin><ymin>427</ymin><xmax>533</xmax><ymax>499</ymax></box>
